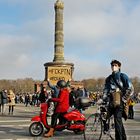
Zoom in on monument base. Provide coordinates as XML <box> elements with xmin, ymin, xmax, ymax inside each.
<box><xmin>44</xmin><ymin>62</ymin><xmax>74</xmax><ymax>85</ymax></box>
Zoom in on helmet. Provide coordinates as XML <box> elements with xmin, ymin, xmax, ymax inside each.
<box><xmin>110</xmin><ymin>59</ymin><xmax>121</xmax><ymax>67</ymax></box>
<box><xmin>57</xmin><ymin>80</ymin><xmax>66</xmax><ymax>88</ymax></box>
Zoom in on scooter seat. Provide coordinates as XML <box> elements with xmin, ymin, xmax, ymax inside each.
<box><xmin>67</xmin><ymin>107</ymin><xmax>76</xmax><ymax>113</ymax></box>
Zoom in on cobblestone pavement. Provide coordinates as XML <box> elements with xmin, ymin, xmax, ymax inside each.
<box><xmin>0</xmin><ymin>103</ymin><xmax>140</xmax><ymax>140</ymax></box>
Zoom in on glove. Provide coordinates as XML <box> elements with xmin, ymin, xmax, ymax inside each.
<box><xmin>97</xmin><ymin>99</ymin><xmax>103</xmax><ymax>105</ymax></box>
<box><xmin>47</xmin><ymin>98</ymin><xmax>52</xmax><ymax>102</ymax></box>
<box><xmin>103</xmin><ymin>94</ymin><xmax>108</xmax><ymax>102</ymax></box>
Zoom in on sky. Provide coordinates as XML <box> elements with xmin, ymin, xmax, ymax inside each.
<box><xmin>0</xmin><ymin>0</ymin><xmax>140</xmax><ymax>81</ymax></box>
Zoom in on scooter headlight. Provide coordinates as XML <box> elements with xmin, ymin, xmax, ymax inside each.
<box><xmin>81</xmin><ymin>114</ymin><xmax>85</xmax><ymax>118</ymax></box>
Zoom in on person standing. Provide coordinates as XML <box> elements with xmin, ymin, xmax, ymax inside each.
<box><xmin>0</xmin><ymin>90</ymin><xmax>8</xmax><ymax>115</ymax></box>
<box><xmin>39</xmin><ymin>87</ymin><xmax>47</xmax><ymax>103</ymax></box>
<box><xmin>47</xmin><ymin>79</ymin><xmax>71</xmax><ymax>98</ymax></box>
<box><xmin>0</xmin><ymin>91</ymin><xmax>2</xmax><ymax>113</ymax></box>
<box><xmin>7</xmin><ymin>90</ymin><xmax>15</xmax><ymax>115</ymax></box>
<box><xmin>24</xmin><ymin>93</ymin><xmax>30</xmax><ymax>107</ymax></box>
<box><xmin>103</xmin><ymin>60</ymin><xmax>134</xmax><ymax>140</ymax></box>
<box><xmin>128</xmin><ymin>98</ymin><xmax>135</xmax><ymax>119</ymax></box>
<box><xmin>69</xmin><ymin>87</ymin><xmax>76</xmax><ymax>107</ymax></box>
<box><xmin>47</xmin><ymin>79</ymin><xmax>60</xmax><ymax>98</ymax></box>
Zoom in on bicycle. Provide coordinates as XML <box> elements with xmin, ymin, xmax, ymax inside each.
<box><xmin>84</xmin><ymin>100</ymin><xmax>115</xmax><ymax>140</ymax></box>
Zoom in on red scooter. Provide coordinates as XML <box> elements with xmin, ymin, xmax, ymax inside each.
<box><xmin>29</xmin><ymin>98</ymin><xmax>91</xmax><ymax>136</ymax></box>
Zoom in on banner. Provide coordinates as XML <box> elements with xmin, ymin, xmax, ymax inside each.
<box><xmin>48</xmin><ymin>66</ymin><xmax>72</xmax><ymax>85</ymax></box>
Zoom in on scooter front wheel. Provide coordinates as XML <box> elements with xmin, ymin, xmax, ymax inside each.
<box><xmin>29</xmin><ymin>122</ymin><xmax>44</xmax><ymax>136</ymax></box>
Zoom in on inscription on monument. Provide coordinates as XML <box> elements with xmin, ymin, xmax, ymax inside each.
<box><xmin>48</xmin><ymin>66</ymin><xmax>72</xmax><ymax>84</ymax></box>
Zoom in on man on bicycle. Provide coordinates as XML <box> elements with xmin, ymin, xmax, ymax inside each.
<box><xmin>103</xmin><ymin>60</ymin><xmax>133</xmax><ymax>140</ymax></box>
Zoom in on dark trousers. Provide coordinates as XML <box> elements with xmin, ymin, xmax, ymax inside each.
<box><xmin>9</xmin><ymin>106</ymin><xmax>14</xmax><ymax>114</ymax></box>
<box><xmin>51</xmin><ymin>112</ymin><xmax>66</xmax><ymax>128</ymax></box>
<box><xmin>107</xmin><ymin>104</ymin><xmax>127</xmax><ymax>140</ymax></box>
<box><xmin>128</xmin><ymin>105</ymin><xmax>134</xmax><ymax>119</ymax></box>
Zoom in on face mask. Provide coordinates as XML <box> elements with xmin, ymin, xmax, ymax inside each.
<box><xmin>112</xmin><ymin>65</ymin><xmax>119</xmax><ymax>72</ymax></box>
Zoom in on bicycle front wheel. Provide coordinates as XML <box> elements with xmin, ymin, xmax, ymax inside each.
<box><xmin>84</xmin><ymin>113</ymin><xmax>102</xmax><ymax>140</ymax></box>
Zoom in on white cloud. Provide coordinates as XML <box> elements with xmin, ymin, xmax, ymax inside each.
<box><xmin>14</xmin><ymin>54</ymin><xmax>30</xmax><ymax>68</ymax></box>
<box><xmin>0</xmin><ymin>0</ymin><xmax>140</xmax><ymax>80</ymax></box>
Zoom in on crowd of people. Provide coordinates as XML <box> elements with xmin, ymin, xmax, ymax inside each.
<box><xmin>0</xmin><ymin>59</ymin><xmax>140</xmax><ymax>140</ymax></box>
<box><xmin>0</xmin><ymin>89</ymin><xmax>15</xmax><ymax>115</ymax></box>
<box><xmin>0</xmin><ymin>80</ymin><xmax>90</xmax><ymax>116</ymax></box>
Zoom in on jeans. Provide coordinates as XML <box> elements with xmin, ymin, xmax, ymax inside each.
<box><xmin>107</xmin><ymin>103</ymin><xmax>127</xmax><ymax>140</ymax></box>
<box><xmin>51</xmin><ymin>112</ymin><xmax>66</xmax><ymax>127</ymax></box>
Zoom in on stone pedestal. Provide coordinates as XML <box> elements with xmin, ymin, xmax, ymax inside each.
<box><xmin>44</xmin><ymin>0</ymin><xmax>74</xmax><ymax>85</ymax></box>
<box><xmin>44</xmin><ymin>62</ymin><xmax>74</xmax><ymax>85</ymax></box>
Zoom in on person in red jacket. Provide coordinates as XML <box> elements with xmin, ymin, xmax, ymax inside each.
<box><xmin>44</xmin><ymin>80</ymin><xmax>70</xmax><ymax>138</ymax></box>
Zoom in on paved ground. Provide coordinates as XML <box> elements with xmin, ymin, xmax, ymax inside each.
<box><xmin>0</xmin><ymin>103</ymin><xmax>140</xmax><ymax>140</ymax></box>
